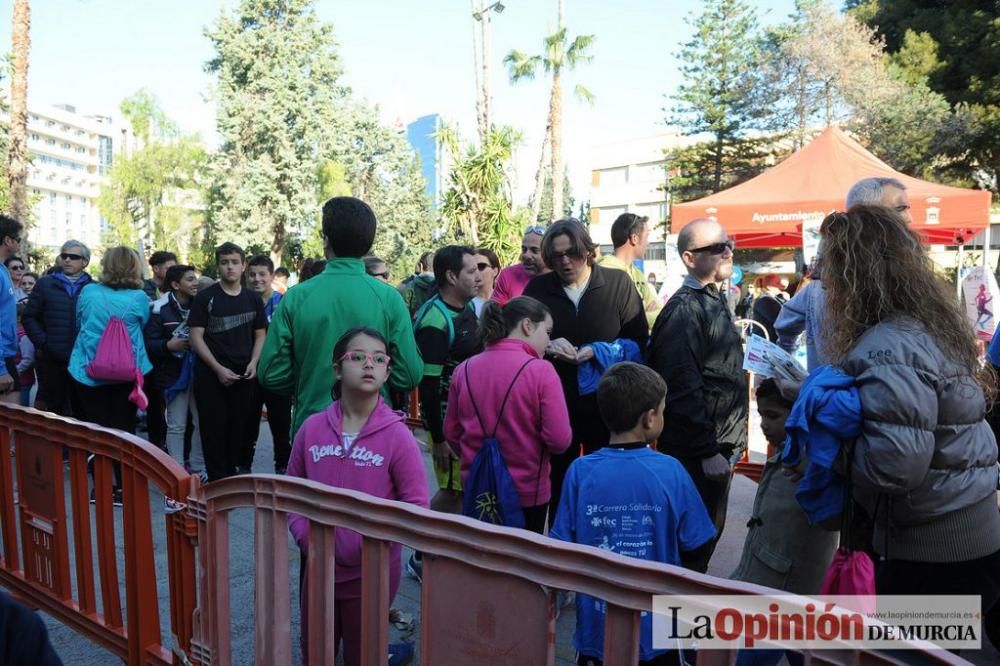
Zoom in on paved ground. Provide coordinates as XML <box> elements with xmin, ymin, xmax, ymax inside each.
<box><xmin>30</xmin><ymin>421</ymin><xmax>1000</xmax><ymax>664</ymax></box>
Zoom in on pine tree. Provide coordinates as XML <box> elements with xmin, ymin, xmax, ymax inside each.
<box><xmin>667</xmin><ymin>0</ymin><xmax>767</xmax><ymax>196</ymax></box>
<box><xmin>205</xmin><ymin>0</ymin><xmax>346</xmax><ymax>265</ymax></box>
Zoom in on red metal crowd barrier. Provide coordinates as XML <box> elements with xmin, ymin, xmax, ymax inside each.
<box><xmin>0</xmin><ymin>404</ymin><xmax>975</xmax><ymax>665</ymax></box>
<box><xmin>190</xmin><ymin>473</ymin><xmax>969</xmax><ymax>666</ymax></box>
<box><xmin>0</xmin><ymin>404</ymin><xmax>197</xmax><ymax>665</ymax></box>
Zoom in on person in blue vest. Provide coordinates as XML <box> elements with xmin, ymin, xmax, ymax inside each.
<box><xmin>23</xmin><ymin>240</ymin><xmax>94</xmax><ymax>417</ymax></box>
<box><xmin>245</xmin><ymin>255</ymin><xmax>293</xmax><ymax>473</ymax></box>
<box><xmin>0</xmin><ymin>215</ymin><xmax>23</xmax><ymax>404</ymax></box>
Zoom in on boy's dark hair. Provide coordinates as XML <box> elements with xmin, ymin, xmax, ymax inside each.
<box><xmin>756</xmin><ymin>378</ymin><xmax>792</xmax><ymax>408</ymax></box>
<box><xmin>0</xmin><ymin>215</ymin><xmax>23</xmax><ymax>245</ymax></box>
<box><xmin>597</xmin><ymin>362</ymin><xmax>667</xmax><ymax>433</ymax></box>
<box><xmin>215</xmin><ymin>242</ymin><xmax>245</xmax><ymax>264</ymax></box>
<box><xmin>322</xmin><ymin>196</ymin><xmax>377</xmax><ymax>258</ymax></box>
<box><xmin>247</xmin><ymin>255</ymin><xmax>275</xmax><ymax>273</ymax></box>
<box><xmin>432</xmin><ymin>245</ymin><xmax>476</xmax><ymax>288</ymax></box>
<box><xmin>149</xmin><ymin>250</ymin><xmax>178</xmax><ymax>267</ymax></box>
<box><xmin>275</xmin><ymin>266</ymin><xmax>290</xmax><ymax>279</ymax></box>
<box><xmin>22</xmin><ymin>271</ymin><xmax>38</xmax><ymax>282</ymax></box>
<box><xmin>164</xmin><ymin>264</ymin><xmax>196</xmax><ymax>291</ymax></box>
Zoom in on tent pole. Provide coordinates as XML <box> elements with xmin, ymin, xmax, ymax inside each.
<box><xmin>957</xmin><ymin>244</ymin><xmax>965</xmax><ymax>299</ymax></box>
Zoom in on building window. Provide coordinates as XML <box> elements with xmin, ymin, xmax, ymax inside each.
<box><xmin>45</xmin><ymin>120</ymin><xmax>55</xmax><ymax>127</ymax></box>
<box><xmin>644</xmin><ymin>245</ymin><xmax>667</xmax><ymax>261</ymax></box>
<box><xmin>61</xmin><ymin>125</ymin><xmax>70</xmax><ymax>132</ymax></box>
<box><xmin>61</xmin><ymin>142</ymin><xmax>71</xmax><ymax>150</ymax></box>
<box><xmin>45</xmin><ymin>138</ymin><xmax>55</xmax><ymax>146</ymax></box>
<box><xmin>80</xmin><ymin>214</ymin><xmax>88</xmax><ymax>228</ymax></box>
<box><xmin>598</xmin><ymin>166</ymin><xmax>628</xmax><ymax>187</ymax></box>
<box><xmin>48</xmin><ymin>192</ymin><xmax>56</xmax><ymax>205</ymax></box>
<box><xmin>30</xmin><ymin>133</ymin><xmax>39</xmax><ymax>141</ymax></box>
<box><xmin>98</xmin><ymin>136</ymin><xmax>114</xmax><ymax>175</ymax></box>
<box><xmin>65</xmin><ymin>194</ymin><xmax>72</xmax><ymax>204</ymax></box>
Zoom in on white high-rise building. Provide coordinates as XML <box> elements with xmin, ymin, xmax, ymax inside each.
<box><xmin>587</xmin><ymin>132</ymin><xmax>691</xmax><ymax>277</ymax></box>
<box><xmin>1</xmin><ymin>103</ymin><xmax>131</xmax><ymax>256</ymax></box>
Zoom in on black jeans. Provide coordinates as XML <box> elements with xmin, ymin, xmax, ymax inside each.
<box><xmin>194</xmin><ymin>363</ymin><xmax>256</xmax><ymax>481</ymax></box>
<box><xmin>144</xmin><ymin>379</ymin><xmax>167</xmax><ymax>449</ymax></box>
<box><xmin>549</xmin><ymin>394</ymin><xmax>609</xmax><ymax>526</ymax></box>
<box><xmin>75</xmin><ymin>381</ymin><xmax>136</xmax><ymax>490</ymax></box>
<box><xmin>523</xmin><ymin>504</ymin><xmax>548</xmax><ymax>535</ymax></box>
<box><xmin>245</xmin><ymin>383</ymin><xmax>293</xmax><ymax>472</ymax></box>
<box><xmin>36</xmin><ymin>355</ymin><xmax>84</xmax><ymax>417</ymax></box>
<box><xmin>677</xmin><ymin>455</ymin><xmax>733</xmax><ymax>573</ymax></box>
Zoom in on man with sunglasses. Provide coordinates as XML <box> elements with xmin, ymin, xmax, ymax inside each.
<box><xmin>491</xmin><ymin>225</ymin><xmax>549</xmax><ymax>305</ymax></box>
<box><xmin>647</xmin><ymin>218</ymin><xmax>747</xmax><ymax>572</ymax></box>
<box><xmin>23</xmin><ymin>240</ymin><xmax>93</xmax><ymax>416</ymax></box>
<box><xmin>597</xmin><ymin>213</ymin><xmax>662</xmax><ymax>325</ymax></box>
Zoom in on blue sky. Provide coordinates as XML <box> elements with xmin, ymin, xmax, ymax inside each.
<box><xmin>0</xmin><ymin>0</ymin><xmax>806</xmax><ymax>202</ymax></box>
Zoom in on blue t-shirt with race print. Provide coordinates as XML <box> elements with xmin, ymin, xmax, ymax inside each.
<box><xmin>550</xmin><ymin>446</ymin><xmax>715</xmax><ymax>661</ymax></box>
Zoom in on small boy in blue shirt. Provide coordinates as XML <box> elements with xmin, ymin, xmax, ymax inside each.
<box><xmin>551</xmin><ymin>362</ymin><xmax>716</xmax><ymax>666</ymax></box>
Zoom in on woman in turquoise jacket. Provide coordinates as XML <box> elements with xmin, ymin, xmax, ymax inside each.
<box><xmin>69</xmin><ymin>246</ymin><xmax>152</xmax><ymax>436</ymax></box>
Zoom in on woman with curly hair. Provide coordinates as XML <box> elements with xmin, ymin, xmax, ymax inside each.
<box><xmin>822</xmin><ymin>204</ymin><xmax>1000</xmax><ymax>602</ymax></box>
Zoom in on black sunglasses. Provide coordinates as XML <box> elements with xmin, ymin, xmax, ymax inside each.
<box><xmin>476</xmin><ymin>262</ymin><xmax>495</xmax><ymax>271</ymax></box>
<box><xmin>60</xmin><ymin>253</ymin><xmax>84</xmax><ymax>261</ymax></box>
<box><xmin>371</xmin><ymin>271</ymin><xmax>390</xmax><ymax>279</ymax></box>
<box><xmin>688</xmin><ymin>240</ymin><xmax>735</xmax><ymax>255</ymax></box>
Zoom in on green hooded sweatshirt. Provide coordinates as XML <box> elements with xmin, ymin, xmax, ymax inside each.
<box><xmin>257</xmin><ymin>258</ymin><xmax>424</xmax><ymax>437</ymax></box>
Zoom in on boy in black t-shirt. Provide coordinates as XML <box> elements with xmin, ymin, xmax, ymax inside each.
<box><xmin>189</xmin><ymin>242</ymin><xmax>268</xmax><ymax>481</ymax></box>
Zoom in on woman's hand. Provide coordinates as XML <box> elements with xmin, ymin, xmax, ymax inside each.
<box><xmin>546</xmin><ymin>338</ymin><xmax>578</xmax><ymax>362</ymax></box>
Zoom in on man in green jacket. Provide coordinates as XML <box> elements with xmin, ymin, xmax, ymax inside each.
<box><xmin>257</xmin><ymin>197</ymin><xmax>423</xmax><ymax>437</ymax></box>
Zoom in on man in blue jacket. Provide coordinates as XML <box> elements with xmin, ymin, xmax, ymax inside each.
<box><xmin>23</xmin><ymin>240</ymin><xmax>93</xmax><ymax>416</ymax></box>
<box><xmin>0</xmin><ymin>215</ymin><xmax>23</xmax><ymax>404</ymax></box>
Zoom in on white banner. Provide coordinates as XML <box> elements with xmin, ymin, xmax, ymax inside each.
<box><xmin>652</xmin><ymin>594</ymin><xmax>981</xmax><ymax>651</ymax></box>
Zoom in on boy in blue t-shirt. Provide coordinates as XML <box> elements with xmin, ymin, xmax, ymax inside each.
<box><xmin>551</xmin><ymin>362</ymin><xmax>715</xmax><ymax>666</ymax></box>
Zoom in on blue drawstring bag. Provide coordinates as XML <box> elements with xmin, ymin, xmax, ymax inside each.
<box><xmin>461</xmin><ymin>360</ymin><xmax>534</xmax><ymax>528</ymax></box>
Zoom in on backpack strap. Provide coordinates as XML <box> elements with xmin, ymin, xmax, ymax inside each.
<box><xmin>466</xmin><ymin>358</ymin><xmax>535</xmax><ymax>440</ymax></box>
<box><xmin>413</xmin><ymin>295</ymin><xmax>455</xmax><ymax>348</ymax></box>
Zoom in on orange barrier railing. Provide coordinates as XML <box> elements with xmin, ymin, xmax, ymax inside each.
<box><xmin>0</xmin><ymin>405</ymin><xmax>973</xmax><ymax>665</ymax></box>
<box><xmin>0</xmin><ymin>404</ymin><xmax>197</xmax><ymax>665</ymax></box>
<box><xmin>190</xmin><ymin>474</ymin><xmax>967</xmax><ymax>666</ymax></box>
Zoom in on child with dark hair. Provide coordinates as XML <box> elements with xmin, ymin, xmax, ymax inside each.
<box><xmin>443</xmin><ymin>296</ymin><xmax>572</xmax><ymax>533</ymax></box>
<box><xmin>731</xmin><ymin>379</ymin><xmax>837</xmax><ymax>593</ymax></box>
<box><xmin>189</xmin><ymin>243</ymin><xmax>267</xmax><ymax>481</ymax></box>
<box><xmin>287</xmin><ymin>327</ymin><xmax>428</xmax><ymax>666</ymax></box>
<box><xmin>551</xmin><ymin>362</ymin><xmax>715</xmax><ymax>666</ymax></box>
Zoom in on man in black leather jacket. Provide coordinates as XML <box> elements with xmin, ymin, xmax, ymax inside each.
<box><xmin>648</xmin><ymin>218</ymin><xmax>747</xmax><ymax>572</ymax></box>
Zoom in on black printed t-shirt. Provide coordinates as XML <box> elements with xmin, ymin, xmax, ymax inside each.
<box><xmin>188</xmin><ymin>283</ymin><xmax>267</xmax><ymax>373</ymax></box>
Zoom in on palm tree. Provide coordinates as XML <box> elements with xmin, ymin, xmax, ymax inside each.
<box><xmin>8</xmin><ymin>0</ymin><xmax>31</xmax><ymax>222</ymax></box>
<box><xmin>505</xmin><ymin>0</ymin><xmax>594</xmax><ymax>222</ymax></box>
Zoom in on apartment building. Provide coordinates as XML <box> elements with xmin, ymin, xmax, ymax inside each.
<box><xmin>587</xmin><ymin>133</ymin><xmax>689</xmax><ymax>278</ymax></box>
<box><xmin>1</xmin><ymin>103</ymin><xmax>131</xmax><ymax>257</ymax></box>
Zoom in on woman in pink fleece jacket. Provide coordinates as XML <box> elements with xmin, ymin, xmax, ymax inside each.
<box><xmin>444</xmin><ymin>296</ymin><xmax>572</xmax><ymax>533</ymax></box>
<box><xmin>287</xmin><ymin>327</ymin><xmax>429</xmax><ymax>666</ymax></box>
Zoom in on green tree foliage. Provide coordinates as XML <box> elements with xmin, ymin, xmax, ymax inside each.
<box><xmin>205</xmin><ymin>0</ymin><xmax>345</xmax><ymax>264</ymax></box>
<box><xmin>535</xmin><ymin>166</ymin><xmax>573</xmax><ymax>224</ymax></box>
<box><xmin>846</xmin><ymin>0</ymin><xmax>1000</xmax><ymax>190</ymax></box>
<box><xmin>439</xmin><ymin>125</ymin><xmax>526</xmax><ymax>266</ymax></box>
<box><xmin>667</xmin><ymin>0</ymin><xmax>771</xmax><ymax>198</ymax></box>
<box><xmin>96</xmin><ymin>90</ymin><xmax>207</xmax><ymax>258</ymax></box>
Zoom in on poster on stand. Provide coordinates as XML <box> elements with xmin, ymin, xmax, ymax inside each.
<box><xmin>961</xmin><ymin>266</ymin><xmax>999</xmax><ymax>342</ymax></box>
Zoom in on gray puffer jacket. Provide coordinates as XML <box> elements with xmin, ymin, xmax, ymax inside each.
<box><xmin>843</xmin><ymin>319</ymin><xmax>1000</xmax><ymax>563</ymax></box>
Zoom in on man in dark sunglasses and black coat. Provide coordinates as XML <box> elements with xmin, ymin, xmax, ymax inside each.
<box><xmin>647</xmin><ymin>218</ymin><xmax>747</xmax><ymax>573</ymax></box>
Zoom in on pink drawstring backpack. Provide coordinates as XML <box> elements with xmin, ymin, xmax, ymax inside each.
<box><xmin>820</xmin><ymin>547</ymin><xmax>875</xmax><ymax>595</ymax></box>
<box><xmin>85</xmin><ymin>311</ymin><xmax>148</xmax><ymax>410</ymax></box>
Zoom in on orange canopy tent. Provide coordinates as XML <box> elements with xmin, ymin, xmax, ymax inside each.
<box><xmin>671</xmin><ymin>126</ymin><xmax>991</xmax><ymax>248</ymax></box>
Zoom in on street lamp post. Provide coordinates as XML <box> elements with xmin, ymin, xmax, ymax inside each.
<box><xmin>472</xmin><ymin>1</ymin><xmax>506</xmax><ymax>145</ymax></box>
